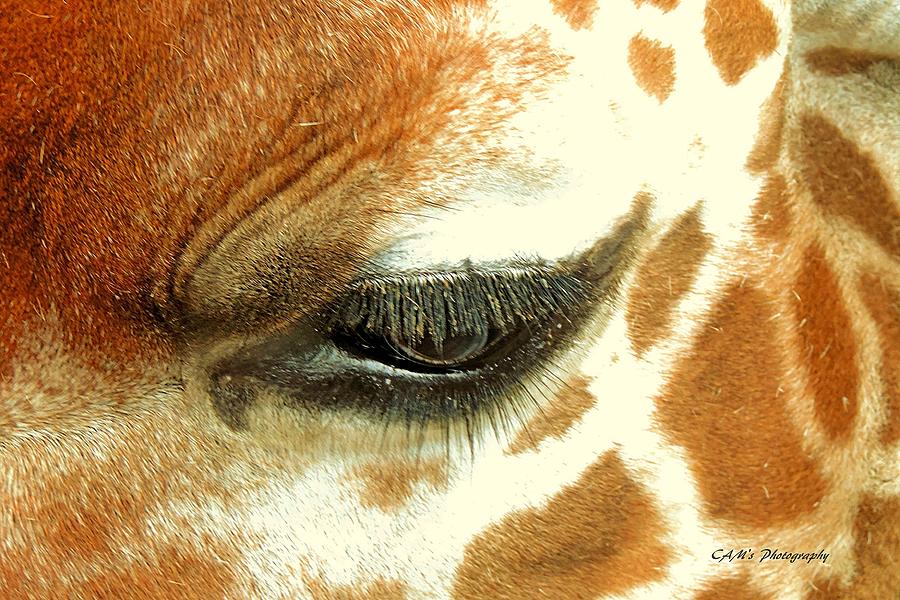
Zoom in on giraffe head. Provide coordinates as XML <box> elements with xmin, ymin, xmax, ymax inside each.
<box><xmin>2</xmin><ymin>0</ymin><xmax>898</xmax><ymax>597</ymax></box>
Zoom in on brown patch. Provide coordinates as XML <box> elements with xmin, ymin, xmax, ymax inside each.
<box><xmin>0</xmin><ymin>511</ymin><xmax>243</xmax><ymax>599</ymax></box>
<box><xmin>633</xmin><ymin>0</ymin><xmax>680</xmax><ymax>12</ymax></box>
<box><xmin>858</xmin><ymin>272</ymin><xmax>900</xmax><ymax>445</ymax></box>
<box><xmin>746</xmin><ymin>65</ymin><xmax>789</xmax><ymax>173</ymax></box>
<box><xmin>628</xmin><ymin>35</ymin><xmax>677</xmax><ymax>102</ymax></box>
<box><xmin>1</xmin><ymin>548</ymin><xmax>242</xmax><ymax>600</ymax></box>
<box><xmin>807</xmin><ymin>496</ymin><xmax>900</xmax><ymax>599</ymax></box>
<box><xmin>798</xmin><ymin>113</ymin><xmax>900</xmax><ymax>258</ymax></box>
<box><xmin>0</xmin><ymin>409</ymin><xmax>253</xmax><ymax>597</ymax></box>
<box><xmin>805</xmin><ymin>46</ymin><xmax>896</xmax><ymax>77</ymax></box>
<box><xmin>695</xmin><ymin>575</ymin><xmax>772</xmax><ymax>600</ymax></box>
<box><xmin>307</xmin><ymin>576</ymin><xmax>408</xmax><ymax>600</ymax></box>
<box><xmin>452</xmin><ymin>451</ymin><xmax>671</xmax><ymax>599</ymax></box>
<box><xmin>627</xmin><ymin>206</ymin><xmax>712</xmax><ymax>357</ymax></box>
<box><xmin>655</xmin><ymin>282</ymin><xmax>827</xmax><ymax>528</ymax></box>
<box><xmin>5</xmin><ymin>457</ymin><xmax>155</xmax><ymax>574</ymax></box>
<box><xmin>75</xmin><ymin>545</ymin><xmax>243</xmax><ymax>600</ymax></box>
<box><xmin>704</xmin><ymin>0</ymin><xmax>779</xmax><ymax>85</ymax></box>
<box><xmin>793</xmin><ymin>244</ymin><xmax>859</xmax><ymax>441</ymax></box>
<box><xmin>352</xmin><ymin>460</ymin><xmax>448</xmax><ymax>512</ymax></box>
<box><xmin>551</xmin><ymin>0</ymin><xmax>598</xmax><ymax>30</ymax></box>
<box><xmin>751</xmin><ymin>173</ymin><xmax>791</xmax><ymax>243</ymax></box>
<box><xmin>507</xmin><ymin>375</ymin><xmax>596</xmax><ymax>455</ymax></box>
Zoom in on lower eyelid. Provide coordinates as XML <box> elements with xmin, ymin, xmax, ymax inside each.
<box><xmin>242</xmin><ymin>340</ymin><xmax>467</xmax><ymax>383</ymax></box>
<box><xmin>322</xmin><ymin>346</ymin><xmax>430</xmax><ymax>377</ymax></box>
<box><xmin>208</xmin><ymin>307</ymin><xmax>579</xmax><ymax>436</ymax></box>
<box><xmin>319</xmin><ymin>347</ymin><xmax>487</xmax><ymax>385</ymax></box>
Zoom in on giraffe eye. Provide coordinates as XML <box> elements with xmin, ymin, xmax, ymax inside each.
<box><xmin>208</xmin><ymin>222</ymin><xmax>638</xmax><ymax>434</ymax></box>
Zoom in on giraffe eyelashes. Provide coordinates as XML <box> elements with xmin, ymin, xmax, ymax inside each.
<box><xmin>325</xmin><ymin>268</ymin><xmax>583</xmax><ymax>373</ymax></box>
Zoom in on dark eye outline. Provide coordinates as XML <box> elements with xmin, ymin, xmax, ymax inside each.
<box><xmin>207</xmin><ymin>214</ymin><xmax>643</xmax><ymax>441</ymax></box>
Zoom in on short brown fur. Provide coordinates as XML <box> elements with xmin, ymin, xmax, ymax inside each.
<box><xmin>655</xmin><ymin>282</ymin><xmax>828</xmax><ymax>528</ymax></box>
<box><xmin>807</xmin><ymin>496</ymin><xmax>900</xmax><ymax>600</ymax></box>
<box><xmin>0</xmin><ymin>415</ymin><xmax>253</xmax><ymax>595</ymax></box>
<box><xmin>793</xmin><ymin>244</ymin><xmax>859</xmax><ymax>441</ymax></box>
<box><xmin>627</xmin><ymin>205</ymin><xmax>712</xmax><ymax>357</ymax></box>
<box><xmin>73</xmin><ymin>545</ymin><xmax>245</xmax><ymax>600</ymax></box>
<box><xmin>352</xmin><ymin>460</ymin><xmax>449</xmax><ymax>512</ymax></box>
<box><xmin>452</xmin><ymin>451</ymin><xmax>671</xmax><ymax>599</ymax></box>
<box><xmin>751</xmin><ymin>173</ymin><xmax>792</xmax><ymax>243</ymax></box>
<box><xmin>633</xmin><ymin>0</ymin><xmax>680</xmax><ymax>12</ymax></box>
<box><xmin>695</xmin><ymin>576</ymin><xmax>772</xmax><ymax>600</ymax></box>
<box><xmin>746</xmin><ymin>66</ymin><xmax>789</xmax><ymax>174</ymax></box>
<box><xmin>507</xmin><ymin>375</ymin><xmax>597</xmax><ymax>455</ymax></box>
<box><xmin>805</xmin><ymin>46</ymin><xmax>897</xmax><ymax>77</ymax></box>
<box><xmin>0</xmin><ymin>0</ymin><xmax>565</xmax><ymax>357</ymax></box>
<box><xmin>859</xmin><ymin>272</ymin><xmax>900</xmax><ymax>445</ymax></box>
<box><xmin>550</xmin><ymin>0</ymin><xmax>598</xmax><ymax>31</ymax></box>
<box><xmin>307</xmin><ymin>576</ymin><xmax>409</xmax><ymax>600</ymax></box>
<box><xmin>628</xmin><ymin>35</ymin><xmax>677</xmax><ymax>103</ymax></box>
<box><xmin>703</xmin><ymin>0</ymin><xmax>778</xmax><ymax>85</ymax></box>
<box><xmin>797</xmin><ymin>113</ymin><xmax>899</xmax><ymax>258</ymax></box>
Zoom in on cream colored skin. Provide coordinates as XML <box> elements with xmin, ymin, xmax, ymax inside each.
<box><xmin>6</xmin><ymin>1</ymin><xmax>900</xmax><ymax>598</ymax></box>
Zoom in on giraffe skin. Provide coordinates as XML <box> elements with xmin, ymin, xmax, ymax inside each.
<box><xmin>1</xmin><ymin>0</ymin><xmax>898</xmax><ymax>598</ymax></box>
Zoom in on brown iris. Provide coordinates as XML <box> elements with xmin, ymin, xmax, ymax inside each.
<box><xmin>386</xmin><ymin>328</ymin><xmax>491</xmax><ymax>367</ymax></box>
<box><xmin>333</xmin><ymin>324</ymin><xmax>522</xmax><ymax>373</ymax></box>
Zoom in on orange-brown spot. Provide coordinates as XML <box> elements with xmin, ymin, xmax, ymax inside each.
<box><xmin>805</xmin><ymin>46</ymin><xmax>896</xmax><ymax>77</ymax></box>
<box><xmin>307</xmin><ymin>576</ymin><xmax>409</xmax><ymax>600</ymax></box>
<box><xmin>704</xmin><ymin>0</ymin><xmax>778</xmax><ymax>85</ymax></box>
<box><xmin>655</xmin><ymin>282</ymin><xmax>827</xmax><ymax>528</ymax></box>
<box><xmin>452</xmin><ymin>451</ymin><xmax>671</xmax><ymax>599</ymax></box>
<box><xmin>628</xmin><ymin>35</ymin><xmax>677</xmax><ymax>102</ymax></box>
<box><xmin>76</xmin><ymin>545</ymin><xmax>243</xmax><ymax>600</ymax></box>
<box><xmin>0</xmin><ymin>410</ymin><xmax>253</xmax><ymax>596</ymax></box>
<box><xmin>746</xmin><ymin>65</ymin><xmax>789</xmax><ymax>173</ymax></box>
<box><xmin>352</xmin><ymin>460</ymin><xmax>448</xmax><ymax>512</ymax></box>
<box><xmin>751</xmin><ymin>173</ymin><xmax>791</xmax><ymax>243</ymax></box>
<box><xmin>507</xmin><ymin>375</ymin><xmax>596</xmax><ymax>455</ymax></box>
<box><xmin>6</xmin><ymin>457</ymin><xmax>157</xmax><ymax>574</ymax></box>
<box><xmin>793</xmin><ymin>244</ymin><xmax>859</xmax><ymax>441</ymax></box>
<box><xmin>627</xmin><ymin>206</ymin><xmax>711</xmax><ymax>357</ymax></box>
<box><xmin>858</xmin><ymin>272</ymin><xmax>900</xmax><ymax>445</ymax></box>
<box><xmin>633</xmin><ymin>0</ymin><xmax>680</xmax><ymax>12</ymax></box>
<box><xmin>807</xmin><ymin>496</ymin><xmax>900</xmax><ymax>599</ymax></box>
<box><xmin>695</xmin><ymin>575</ymin><xmax>772</xmax><ymax>600</ymax></box>
<box><xmin>798</xmin><ymin>113</ymin><xmax>900</xmax><ymax>258</ymax></box>
<box><xmin>550</xmin><ymin>0</ymin><xmax>598</xmax><ymax>31</ymax></box>
<box><xmin>0</xmin><ymin>520</ymin><xmax>243</xmax><ymax>599</ymax></box>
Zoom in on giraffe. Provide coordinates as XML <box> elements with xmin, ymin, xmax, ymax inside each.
<box><xmin>1</xmin><ymin>0</ymin><xmax>898</xmax><ymax>598</ymax></box>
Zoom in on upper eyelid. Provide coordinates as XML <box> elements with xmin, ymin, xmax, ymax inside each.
<box><xmin>346</xmin><ymin>217</ymin><xmax>638</xmax><ymax>314</ymax></box>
